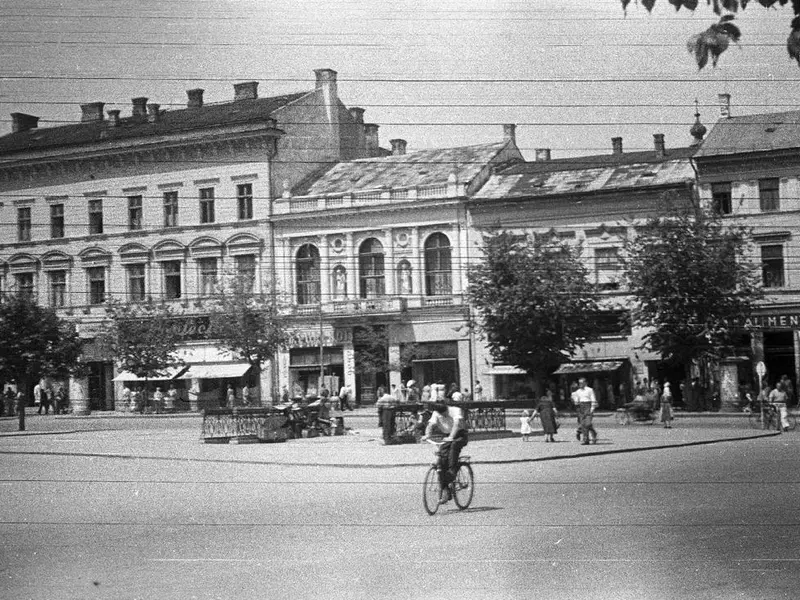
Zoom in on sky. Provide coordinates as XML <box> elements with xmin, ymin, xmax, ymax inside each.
<box><xmin>1</xmin><ymin>0</ymin><xmax>799</xmax><ymax>160</ymax></box>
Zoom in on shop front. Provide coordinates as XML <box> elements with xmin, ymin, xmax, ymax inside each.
<box><xmin>552</xmin><ymin>360</ymin><xmax>629</xmax><ymax>409</ymax></box>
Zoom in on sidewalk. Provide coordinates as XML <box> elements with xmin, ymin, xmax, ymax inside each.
<box><xmin>0</xmin><ymin>409</ymin><xmax>780</xmax><ymax>468</ymax></box>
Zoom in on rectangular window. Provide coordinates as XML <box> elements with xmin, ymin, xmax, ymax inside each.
<box><xmin>595</xmin><ymin>310</ymin><xmax>632</xmax><ymax>337</ymax></box>
<box><xmin>198</xmin><ymin>257</ymin><xmax>217</xmax><ymax>296</ymax></box>
<box><xmin>199</xmin><ymin>188</ymin><xmax>215</xmax><ymax>224</ymax></box>
<box><xmin>50</xmin><ymin>204</ymin><xmax>65</xmax><ymax>238</ymax></box>
<box><xmin>595</xmin><ymin>247</ymin><xmax>620</xmax><ymax>291</ymax></box>
<box><xmin>761</xmin><ymin>244</ymin><xmax>785</xmax><ymax>288</ymax></box>
<box><xmin>163</xmin><ymin>261</ymin><xmax>182</xmax><ymax>300</ymax></box>
<box><xmin>163</xmin><ymin>191</ymin><xmax>178</xmax><ymax>228</ymax></box>
<box><xmin>127</xmin><ymin>264</ymin><xmax>146</xmax><ymax>301</ymax></box>
<box><xmin>759</xmin><ymin>178</ymin><xmax>780</xmax><ymax>212</ymax></box>
<box><xmin>49</xmin><ymin>270</ymin><xmax>67</xmax><ymax>307</ymax></box>
<box><xmin>128</xmin><ymin>195</ymin><xmax>143</xmax><ymax>230</ymax></box>
<box><xmin>14</xmin><ymin>272</ymin><xmax>34</xmax><ymax>298</ymax></box>
<box><xmin>88</xmin><ymin>199</ymin><xmax>103</xmax><ymax>235</ymax></box>
<box><xmin>237</xmin><ymin>183</ymin><xmax>253</xmax><ymax>220</ymax></box>
<box><xmin>87</xmin><ymin>267</ymin><xmax>106</xmax><ymax>305</ymax></box>
<box><xmin>235</xmin><ymin>254</ymin><xmax>256</xmax><ymax>292</ymax></box>
<box><xmin>711</xmin><ymin>182</ymin><xmax>732</xmax><ymax>215</ymax></box>
<box><xmin>17</xmin><ymin>207</ymin><xmax>31</xmax><ymax>242</ymax></box>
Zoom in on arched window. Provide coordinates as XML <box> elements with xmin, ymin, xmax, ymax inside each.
<box><xmin>296</xmin><ymin>244</ymin><xmax>320</xmax><ymax>304</ymax></box>
<box><xmin>424</xmin><ymin>233</ymin><xmax>452</xmax><ymax>296</ymax></box>
<box><xmin>359</xmin><ymin>238</ymin><xmax>385</xmax><ymax>298</ymax></box>
<box><xmin>396</xmin><ymin>260</ymin><xmax>412</xmax><ymax>295</ymax></box>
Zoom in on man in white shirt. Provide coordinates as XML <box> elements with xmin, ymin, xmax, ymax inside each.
<box><xmin>573</xmin><ymin>377</ymin><xmax>598</xmax><ymax>445</ymax></box>
<box><xmin>423</xmin><ymin>402</ymin><xmax>468</xmax><ymax>504</ymax></box>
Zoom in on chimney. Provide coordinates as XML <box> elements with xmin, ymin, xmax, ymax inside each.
<box><xmin>187</xmin><ymin>88</ymin><xmax>204</xmax><ymax>108</ymax></box>
<box><xmin>653</xmin><ymin>133</ymin><xmax>666</xmax><ymax>159</ymax></box>
<box><xmin>535</xmin><ymin>148</ymin><xmax>551</xmax><ymax>162</ymax></box>
<box><xmin>132</xmin><ymin>97</ymin><xmax>148</xmax><ymax>118</ymax></box>
<box><xmin>107</xmin><ymin>109</ymin><xmax>121</xmax><ymax>127</ymax></box>
<box><xmin>718</xmin><ymin>93</ymin><xmax>731</xmax><ymax>118</ymax></box>
<box><xmin>10</xmin><ymin>113</ymin><xmax>39</xmax><ymax>133</ymax></box>
<box><xmin>390</xmin><ymin>139</ymin><xmax>407</xmax><ymax>156</ymax></box>
<box><xmin>349</xmin><ymin>107</ymin><xmax>365</xmax><ymax>123</ymax></box>
<box><xmin>147</xmin><ymin>103</ymin><xmax>161</xmax><ymax>123</ymax></box>
<box><xmin>314</xmin><ymin>68</ymin><xmax>338</xmax><ymax>99</ymax></box>
<box><xmin>503</xmin><ymin>124</ymin><xmax>517</xmax><ymax>144</ymax></box>
<box><xmin>364</xmin><ymin>123</ymin><xmax>380</xmax><ymax>157</ymax></box>
<box><xmin>80</xmin><ymin>102</ymin><xmax>105</xmax><ymax>123</ymax></box>
<box><xmin>611</xmin><ymin>137</ymin><xmax>623</xmax><ymax>155</ymax></box>
<box><xmin>233</xmin><ymin>81</ymin><xmax>258</xmax><ymax>101</ymax></box>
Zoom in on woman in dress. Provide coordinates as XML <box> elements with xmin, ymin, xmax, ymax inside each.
<box><xmin>660</xmin><ymin>381</ymin><xmax>674</xmax><ymax>428</ymax></box>
<box><xmin>532</xmin><ymin>394</ymin><xmax>559</xmax><ymax>442</ymax></box>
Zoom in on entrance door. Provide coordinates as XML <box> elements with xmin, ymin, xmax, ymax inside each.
<box><xmin>764</xmin><ymin>331</ymin><xmax>796</xmax><ymax>404</ymax></box>
<box><xmin>88</xmin><ymin>362</ymin><xmax>109</xmax><ymax>411</ymax></box>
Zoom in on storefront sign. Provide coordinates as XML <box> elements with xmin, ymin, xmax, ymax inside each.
<box><xmin>739</xmin><ymin>314</ymin><xmax>800</xmax><ymax>330</ymax></box>
<box><xmin>289</xmin><ymin>327</ymin><xmax>353</xmax><ymax>348</ymax></box>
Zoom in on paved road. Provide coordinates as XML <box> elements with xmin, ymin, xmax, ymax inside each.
<box><xmin>1</xmin><ymin>415</ymin><xmax>798</xmax><ymax>599</ymax></box>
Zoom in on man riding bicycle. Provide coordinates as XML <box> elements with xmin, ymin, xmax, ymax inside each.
<box><xmin>422</xmin><ymin>402</ymin><xmax>468</xmax><ymax>505</ymax></box>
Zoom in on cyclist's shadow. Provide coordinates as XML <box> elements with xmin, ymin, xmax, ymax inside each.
<box><xmin>441</xmin><ymin>505</ymin><xmax>503</xmax><ymax>514</ymax></box>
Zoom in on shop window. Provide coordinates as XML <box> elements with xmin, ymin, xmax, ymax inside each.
<box><xmin>49</xmin><ymin>270</ymin><xmax>66</xmax><ymax>307</ymax></box>
<box><xmin>163</xmin><ymin>191</ymin><xmax>178</xmax><ymax>228</ymax></box>
<box><xmin>759</xmin><ymin>178</ymin><xmax>780</xmax><ymax>212</ymax></box>
<box><xmin>87</xmin><ymin>267</ymin><xmax>106</xmax><ymax>305</ymax></box>
<box><xmin>237</xmin><ymin>183</ymin><xmax>253</xmax><ymax>220</ymax></box>
<box><xmin>128</xmin><ymin>195</ymin><xmax>143</xmax><ymax>230</ymax></box>
<box><xmin>162</xmin><ymin>261</ymin><xmax>182</xmax><ymax>299</ymax></box>
<box><xmin>50</xmin><ymin>204</ymin><xmax>65</xmax><ymax>238</ymax></box>
<box><xmin>198</xmin><ymin>257</ymin><xmax>217</xmax><ymax>296</ymax></box>
<box><xmin>424</xmin><ymin>233</ymin><xmax>452</xmax><ymax>296</ymax></box>
<box><xmin>126</xmin><ymin>264</ymin><xmax>146</xmax><ymax>301</ymax></box>
<box><xmin>296</xmin><ymin>244</ymin><xmax>320</xmax><ymax>304</ymax></box>
<box><xmin>88</xmin><ymin>199</ymin><xmax>103</xmax><ymax>235</ymax></box>
<box><xmin>17</xmin><ymin>207</ymin><xmax>31</xmax><ymax>242</ymax></box>
<box><xmin>711</xmin><ymin>182</ymin><xmax>732</xmax><ymax>215</ymax></box>
<box><xmin>359</xmin><ymin>238</ymin><xmax>385</xmax><ymax>298</ymax></box>
<box><xmin>761</xmin><ymin>244</ymin><xmax>785</xmax><ymax>288</ymax></box>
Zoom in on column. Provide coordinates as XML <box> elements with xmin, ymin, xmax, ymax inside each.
<box><xmin>284</xmin><ymin>239</ymin><xmax>295</xmax><ymax>302</ymax></box>
<box><xmin>411</xmin><ymin>226</ymin><xmax>423</xmax><ymax>298</ymax></box>
<box><xmin>346</xmin><ymin>232</ymin><xmax>357</xmax><ymax>299</ymax></box>
<box><xmin>451</xmin><ymin>225</ymin><xmax>462</xmax><ymax>296</ymax></box>
<box><xmin>388</xmin><ymin>343</ymin><xmax>402</xmax><ymax>390</ymax></box>
<box><xmin>69</xmin><ymin>374</ymin><xmax>90</xmax><ymax>416</ymax></box>
<box><xmin>188</xmin><ymin>378</ymin><xmax>201</xmax><ymax>412</ymax></box>
<box><xmin>180</xmin><ymin>257</ymin><xmax>189</xmax><ymax>306</ymax></box>
<box><xmin>385</xmin><ymin>228</ymin><xmax>395</xmax><ymax>296</ymax></box>
<box><xmin>259</xmin><ymin>363</ymin><xmax>271</xmax><ymax>406</ymax></box>
<box><xmin>319</xmin><ymin>234</ymin><xmax>330</xmax><ymax>305</ymax></box>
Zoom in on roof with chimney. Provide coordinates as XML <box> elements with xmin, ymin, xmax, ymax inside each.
<box><xmin>293</xmin><ymin>141</ymin><xmax>517</xmax><ymax>196</ymax></box>
<box><xmin>0</xmin><ymin>92</ymin><xmax>307</xmax><ymax>156</ymax></box>
<box><xmin>473</xmin><ymin>146</ymin><xmax>696</xmax><ymax>201</ymax></box>
<box><xmin>694</xmin><ymin>109</ymin><xmax>800</xmax><ymax>158</ymax></box>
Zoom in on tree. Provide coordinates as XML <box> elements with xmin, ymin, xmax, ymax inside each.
<box><xmin>206</xmin><ymin>273</ymin><xmax>293</xmax><ymax>403</ymax></box>
<box><xmin>623</xmin><ymin>193</ymin><xmax>762</xmax><ymax>387</ymax></box>
<box><xmin>0</xmin><ymin>293</ymin><xmax>84</xmax><ymax>430</ymax></box>
<box><xmin>100</xmin><ymin>298</ymin><xmax>185</xmax><ymax>411</ymax></box>
<box><xmin>353</xmin><ymin>323</ymin><xmax>417</xmax><ymax>384</ymax></box>
<box><xmin>467</xmin><ymin>231</ymin><xmax>602</xmax><ymax>386</ymax></box>
<box><xmin>622</xmin><ymin>0</ymin><xmax>800</xmax><ymax>69</ymax></box>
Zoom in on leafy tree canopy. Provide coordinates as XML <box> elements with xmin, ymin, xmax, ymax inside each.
<box><xmin>0</xmin><ymin>294</ymin><xmax>84</xmax><ymax>386</ymax></box>
<box><xmin>622</xmin><ymin>0</ymin><xmax>800</xmax><ymax>69</ymax></box>
<box><xmin>206</xmin><ymin>273</ymin><xmax>292</xmax><ymax>370</ymax></box>
<box><xmin>623</xmin><ymin>194</ymin><xmax>762</xmax><ymax>370</ymax></box>
<box><xmin>100</xmin><ymin>298</ymin><xmax>185</xmax><ymax>379</ymax></box>
<box><xmin>467</xmin><ymin>231</ymin><xmax>602</xmax><ymax>377</ymax></box>
<box><xmin>353</xmin><ymin>323</ymin><xmax>416</xmax><ymax>376</ymax></box>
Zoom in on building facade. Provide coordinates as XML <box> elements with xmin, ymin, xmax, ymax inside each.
<box><xmin>0</xmin><ymin>69</ymin><xmax>377</xmax><ymax>411</ymax></box>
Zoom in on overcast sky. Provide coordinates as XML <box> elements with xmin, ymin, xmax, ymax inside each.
<box><xmin>1</xmin><ymin>0</ymin><xmax>799</xmax><ymax>159</ymax></box>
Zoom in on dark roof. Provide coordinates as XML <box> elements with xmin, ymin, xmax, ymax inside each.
<box><xmin>0</xmin><ymin>92</ymin><xmax>307</xmax><ymax>155</ymax></box>
<box><xmin>695</xmin><ymin>110</ymin><xmax>800</xmax><ymax>158</ymax></box>
<box><xmin>294</xmin><ymin>141</ymin><xmax>511</xmax><ymax>196</ymax></box>
<box><xmin>475</xmin><ymin>148</ymin><xmax>696</xmax><ymax>201</ymax></box>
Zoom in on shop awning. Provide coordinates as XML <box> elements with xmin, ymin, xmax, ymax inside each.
<box><xmin>485</xmin><ymin>365</ymin><xmax>528</xmax><ymax>376</ymax></box>
<box><xmin>553</xmin><ymin>361</ymin><xmax>624</xmax><ymax>375</ymax></box>
<box><xmin>112</xmin><ymin>366</ymin><xmax>186</xmax><ymax>382</ymax></box>
<box><xmin>178</xmin><ymin>363</ymin><xmax>251</xmax><ymax>380</ymax></box>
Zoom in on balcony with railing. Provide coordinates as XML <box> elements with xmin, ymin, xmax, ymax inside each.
<box><xmin>287</xmin><ymin>294</ymin><xmax>464</xmax><ymax>318</ymax></box>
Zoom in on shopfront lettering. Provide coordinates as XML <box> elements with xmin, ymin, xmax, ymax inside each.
<box><xmin>289</xmin><ymin>328</ymin><xmax>353</xmax><ymax>348</ymax></box>
<box><xmin>737</xmin><ymin>314</ymin><xmax>800</xmax><ymax>330</ymax></box>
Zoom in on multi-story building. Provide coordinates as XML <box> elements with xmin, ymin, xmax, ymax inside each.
<box><xmin>273</xmin><ymin>126</ymin><xmax>523</xmax><ymax>403</ymax></box>
<box><xmin>468</xmin><ymin>133</ymin><xmax>699</xmax><ymax>406</ymax></box>
<box><xmin>695</xmin><ymin>96</ymin><xmax>800</xmax><ymax>399</ymax></box>
<box><xmin>0</xmin><ymin>68</ymin><xmax>378</xmax><ymax>411</ymax></box>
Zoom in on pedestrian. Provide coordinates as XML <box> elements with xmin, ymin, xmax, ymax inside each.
<box><xmin>473</xmin><ymin>380</ymin><xmax>483</xmax><ymax>402</ymax></box>
<box><xmin>451</xmin><ymin>387</ymin><xmax>463</xmax><ymax>403</ymax></box>
<box><xmin>166</xmin><ymin>384</ymin><xmax>178</xmax><ymax>412</ymax></box>
<box><xmin>129</xmin><ymin>387</ymin><xmax>139</xmax><ymax>412</ymax></box>
<box><xmin>338</xmin><ymin>383</ymin><xmax>352</xmax><ymax>411</ymax></box>
<box><xmin>406</xmin><ymin>380</ymin><xmax>420</xmax><ymax>404</ymax></box>
<box><xmin>153</xmin><ymin>387</ymin><xmax>164</xmax><ymax>414</ymax></box>
<box><xmin>34</xmin><ymin>382</ymin><xmax>43</xmax><ymax>414</ymax></box>
<box><xmin>660</xmin><ymin>382</ymin><xmax>674</xmax><ymax>428</ymax></box>
<box><xmin>4</xmin><ymin>387</ymin><xmax>16</xmax><ymax>416</ymax></box>
<box><xmin>242</xmin><ymin>385</ymin><xmax>251</xmax><ymax>406</ymax></box>
<box><xmin>226</xmin><ymin>384</ymin><xmax>235</xmax><ymax>408</ymax></box>
<box><xmin>691</xmin><ymin>377</ymin><xmax>704</xmax><ymax>412</ymax></box>
<box><xmin>532</xmin><ymin>393</ymin><xmax>559</xmax><ymax>442</ymax></box>
<box><xmin>54</xmin><ymin>385</ymin><xmax>66</xmax><ymax>414</ymax></box>
<box><xmin>520</xmin><ymin>409</ymin><xmax>534</xmax><ymax>441</ymax></box>
<box><xmin>461</xmin><ymin>387</ymin><xmax>472</xmax><ymax>403</ymax></box>
<box><xmin>769</xmin><ymin>380</ymin><xmax>790</xmax><ymax>432</ymax></box>
<box><xmin>780</xmin><ymin>374</ymin><xmax>794</xmax><ymax>406</ymax></box>
<box><xmin>43</xmin><ymin>386</ymin><xmax>54</xmax><ymax>415</ymax></box>
<box><xmin>319</xmin><ymin>383</ymin><xmax>330</xmax><ymax>403</ymax></box>
<box><xmin>280</xmin><ymin>385</ymin><xmax>290</xmax><ymax>404</ymax></box>
<box><xmin>376</xmin><ymin>386</ymin><xmax>396</xmax><ymax>443</ymax></box>
<box><xmin>573</xmin><ymin>377</ymin><xmax>598</xmax><ymax>445</ymax></box>
<box><xmin>421</xmin><ymin>384</ymin><xmax>431</xmax><ymax>404</ymax></box>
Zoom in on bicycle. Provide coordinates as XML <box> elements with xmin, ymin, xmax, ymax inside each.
<box><xmin>422</xmin><ymin>438</ymin><xmax>474</xmax><ymax>515</ymax></box>
<box><xmin>747</xmin><ymin>402</ymin><xmax>797</xmax><ymax>432</ymax></box>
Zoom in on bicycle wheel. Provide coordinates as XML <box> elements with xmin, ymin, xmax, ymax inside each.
<box><xmin>422</xmin><ymin>466</ymin><xmax>441</xmax><ymax>515</ymax></box>
<box><xmin>786</xmin><ymin>412</ymin><xmax>797</xmax><ymax>432</ymax></box>
<box><xmin>749</xmin><ymin>411</ymin><xmax>765</xmax><ymax>429</ymax></box>
<box><xmin>452</xmin><ymin>463</ymin><xmax>474</xmax><ymax>510</ymax></box>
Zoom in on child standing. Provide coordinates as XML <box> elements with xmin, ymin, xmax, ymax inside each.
<box><xmin>520</xmin><ymin>410</ymin><xmax>534</xmax><ymax>441</ymax></box>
